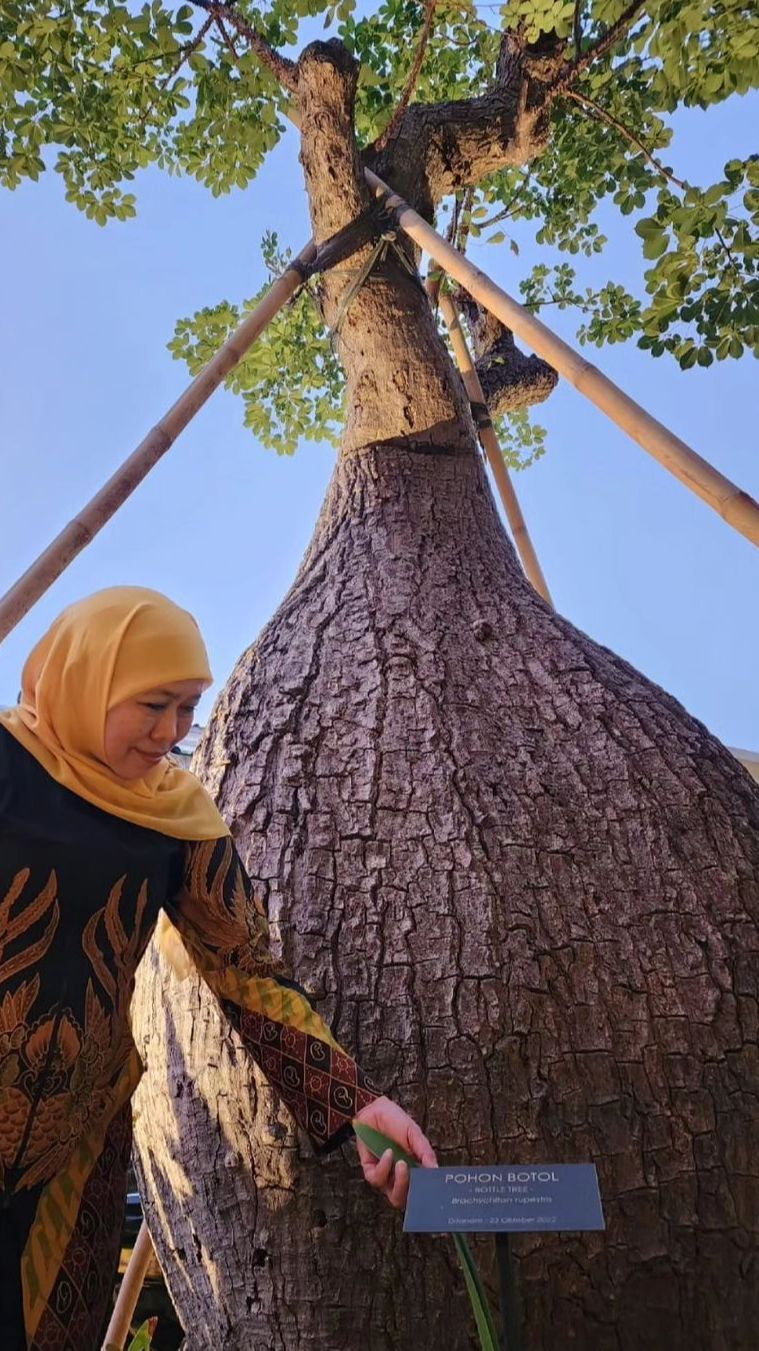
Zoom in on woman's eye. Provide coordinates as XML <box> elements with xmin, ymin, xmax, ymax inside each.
<box><xmin>141</xmin><ymin>702</ymin><xmax>167</xmax><ymax>712</ymax></box>
<box><xmin>180</xmin><ymin>705</ymin><xmax>197</xmax><ymax>716</ymax></box>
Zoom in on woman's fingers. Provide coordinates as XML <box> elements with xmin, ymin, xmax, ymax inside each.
<box><xmin>406</xmin><ymin>1120</ymin><xmax>438</xmax><ymax>1169</ymax></box>
<box><xmin>357</xmin><ymin>1147</ymin><xmax>410</xmax><ymax>1209</ymax></box>
<box><xmin>385</xmin><ymin>1159</ymin><xmax>409</xmax><ymax>1210</ymax></box>
<box><xmin>354</xmin><ymin>1096</ymin><xmax>438</xmax><ymax>1209</ymax></box>
<box><xmin>358</xmin><ymin>1145</ymin><xmax>395</xmax><ymax>1191</ymax></box>
<box><xmin>355</xmin><ymin>1097</ymin><xmax>438</xmax><ymax>1169</ymax></box>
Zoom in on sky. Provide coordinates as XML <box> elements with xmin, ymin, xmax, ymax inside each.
<box><xmin>0</xmin><ymin>68</ymin><xmax>757</xmax><ymax>752</ymax></box>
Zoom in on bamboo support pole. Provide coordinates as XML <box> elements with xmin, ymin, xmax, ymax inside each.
<box><xmin>2</xmin><ymin>154</ymin><xmax>757</xmax><ymax>646</ymax></box>
<box><xmin>102</xmin><ymin>1221</ymin><xmax>154</xmax><ymax>1351</ymax></box>
<box><xmin>0</xmin><ymin>242</ymin><xmax>316</xmax><ymax>644</ymax></box>
<box><xmin>364</xmin><ymin>167</ymin><xmax>759</xmax><ymax>550</ymax></box>
<box><xmin>435</xmin><ymin>287</ymin><xmax>554</xmax><ymax>606</ymax></box>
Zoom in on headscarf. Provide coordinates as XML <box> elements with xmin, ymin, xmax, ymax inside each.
<box><xmin>0</xmin><ymin>586</ymin><xmax>229</xmax><ymax>841</ymax></box>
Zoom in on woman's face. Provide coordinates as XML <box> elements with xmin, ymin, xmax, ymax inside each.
<box><xmin>103</xmin><ymin>679</ymin><xmax>205</xmax><ymax>780</ymax></box>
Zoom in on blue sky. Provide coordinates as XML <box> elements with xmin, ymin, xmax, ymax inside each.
<box><xmin>0</xmin><ymin>81</ymin><xmax>757</xmax><ymax>750</ymax></box>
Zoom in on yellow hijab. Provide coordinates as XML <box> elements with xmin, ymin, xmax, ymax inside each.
<box><xmin>0</xmin><ymin>586</ymin><xmax>229</xmax><ymax>841</ymax></box>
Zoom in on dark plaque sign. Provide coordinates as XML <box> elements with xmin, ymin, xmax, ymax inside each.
<box><xmin>404</xmin><ymin>1164</ymin><xmax>605</xmax><ymax>1234</ymax></box>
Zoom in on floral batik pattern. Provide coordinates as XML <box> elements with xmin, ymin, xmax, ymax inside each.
<box><xmin>26</xmin><ymin>1103</ymin><xmax>131</xmax><ymax>1350</ymax></box>
<box><xmin>169</xmin><ymin>837</ymin><xmax>379</xmax><ymax>1148</ymax></box>
<box><xmin>0</xmin><ymin>868</ymin><xmax>144</xmax><ymax>1195</ymax></box>
<box><xmin>1</xmin><ymin>729</ymin><xmax>379</xmax><ymax>1349</ymax></box>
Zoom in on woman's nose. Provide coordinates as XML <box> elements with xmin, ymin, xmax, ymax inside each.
<box><xmin>151</xmin><ymin>709</ymin><xmax>179</xmax><ymax>746</ymax></box>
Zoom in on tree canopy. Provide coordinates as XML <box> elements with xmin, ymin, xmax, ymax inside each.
<box><xmin>3</xmin><ymin>0</ymin><xmax>758</xmax><ymax>463</ymax></box>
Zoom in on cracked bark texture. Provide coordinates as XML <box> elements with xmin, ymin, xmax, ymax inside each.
<box><xmin>131</xmin><ymin>35</ymin><xmax>759</xmax><ymax>1351</ymax></box>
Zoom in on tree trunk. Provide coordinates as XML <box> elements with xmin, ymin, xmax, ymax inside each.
<box><xmin>133</xmin><ymin>440</ymin><xmax>759</xmax><ymax>1351</ymax></box>
<box><xmin>131</xmin><ymin>35</ymin><xmax>759</xmax><ymax>1351</ymax></box>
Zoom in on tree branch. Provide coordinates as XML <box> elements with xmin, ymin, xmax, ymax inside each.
<box><xmin>448</xmin><ymin>194</ymin><xmax>462</xmax><ymax>247</ymax></box>
<box><xmin>573</xmin><ymin>0</ymin><xmax>583</xmax><ymax>60</ymax></box>
<box><xmin>137</xmin><ymin>15</ymin><xmax>213</xmax><ymax>127</ymax></box>
<box><xmin>367</xmin><ymin>35</ymin><xmax>563</xmax><ymax>211</ymax></box>
<box><xmin>455</xmin><ymin>186</ymin><xmax>475</xmax><ymax>253</ymax></box>
<box><xmin>564</xmin><ymin>88</ymin><xmax>687</xmax><ymax>190</ymax></box>
<box><xmin>564</xmin><ymin>90</ymin><xmax>743</xmax><ymax>280</ymax></box>
<box><xmin>714</xmin><ymin>225</ymin><xmax>740</xmax><ymax>275</ymax></box>
<box><xmin>457</xmin><ymin>292</ymin><xmax>558</xmax><ymax>414</ymax></box>
<box><xmin>214</xmin><ymin>14</ymin><xmax>239</xmax><ymax>62</ymax></box>
<box><xmin>480</xmin><ymin>171</ymin><xmax>532</xmax><ymax>229</ymax></box>
<box><xmin>374</xmin><ymin>0</ymin><xmax>439</xmax><ymax>152</ymax></box>
<box><xmin>190</xmin><ymin>0</ymin><xmax>298</xmax><ymax>93</ymax></box>
<box><xmin>553</xmin><ymin>0</ymin><xmax>647</xmax><ymax>94</ymax></box>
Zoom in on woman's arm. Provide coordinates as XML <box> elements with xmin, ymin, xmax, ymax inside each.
<box><xmin>166</xmin><ymin>837</ymin><xmax>435</xmax><ymax>1203</ymax></box>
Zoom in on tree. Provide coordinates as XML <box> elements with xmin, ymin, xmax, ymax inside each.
<box><xmin>4</xmin><ymin>1</ymin><xmax>759</xmax><ymax>1347</ymax></box>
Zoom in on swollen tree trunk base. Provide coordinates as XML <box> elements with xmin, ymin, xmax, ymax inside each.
<box><xmin>133</xmin><ymin>444</ymin><xmax>759</xmax><ymax>1351</ymax></box>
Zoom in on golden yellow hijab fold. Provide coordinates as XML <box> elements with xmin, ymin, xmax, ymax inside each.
<box><xmin>0</xmin><ymin>587</ymin><xmax>229</xmax><ymax>841</ymax></box>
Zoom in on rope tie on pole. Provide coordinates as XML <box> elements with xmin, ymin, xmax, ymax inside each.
<box><xmin>328</xmin><ymin>221</ymin><xmax>425</xmax><ymax>340</ymax></box>
<box><xmin>289</xmin><ymin>203</ymin><xmax>389</xmax><ymax>283</ymax></box>
<box><xmin>469</xmin><ymin>399</ymin><xmax>494</xmax><ymax>432</ymax></box>
<box><xmin>283</xmin><ymin>204</ymin><xmax>424</xmax><ymax>348</ymax></box>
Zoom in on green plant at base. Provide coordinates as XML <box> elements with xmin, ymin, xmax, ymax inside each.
<box><xmin>127</xmin><ymin>1318</ymin><xmax>156</xmax><ymax>1350</ymax></box>
<box><xmin>353</xmin><ymin>1121</ymin><xmax>500</xmax><ymax>1351</ymax></box>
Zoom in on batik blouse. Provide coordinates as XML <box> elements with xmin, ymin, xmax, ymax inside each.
<box><xmin>0</xmin><ymin>725</ymin><xmax>377</xmax><ymax>1205</ymax></box>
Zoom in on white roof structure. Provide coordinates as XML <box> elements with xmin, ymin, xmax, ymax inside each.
<box><xmin>732</xmin><ymin>748</ymin><xmax>759</xmax><ymax>783</ymax></box>
<box><xmin>175</xmin><ymin>724</ymin><xmax>204</xmax><ymax>758</ymax></box>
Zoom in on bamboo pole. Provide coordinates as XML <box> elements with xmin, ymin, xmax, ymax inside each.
<box><xmin>0</xmin><ymin>243</ymin><xmax>316</xmax><ymax>644</ymax></box>
<box><xmin>3</xmin><ymin>156</ymin><xmax>757</xmax><ymax>646</ymax></box>
<box><xmin>102</xmin><ymin>1221</ymin><xmax>154</xmax><ymax>1351</ymax></box>
<box><xmin>364</xmin><ymin>167</ymin><xmax>759</xmax><ymax>550</ymax></box>
<box><xmin>434</xmin><ymin>286</ymin><xmax>554</xmax><ymax>606</ymax></box>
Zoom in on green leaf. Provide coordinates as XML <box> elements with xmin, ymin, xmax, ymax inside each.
<box><xmin>453</xmin><ymin>1234</ymin><xmax>500</xmax><ymax>1351</ymax></box>
<box><xmin>126</xmin><ymin>1321</ymin><xmax>154</xmax><ymax>1351</ymax></box>
<box><xmin>642</xmin><ymin>232</ymin><xmax>669</xmax><ymax>260</ymax></box>
<box><xmin>352</xmin><ymin>1124</ymin><xmax>501</xmax><ymax>1351</ymax></box>
<box><xmin>635</xmin><ymin>218</ymin><xmax>661</xmax><ymax>240</ymax></box>
<box><xmin>352</xmin><ymin>1121</ymin><xmax>417</xmax><ymax>1168</ymax></box>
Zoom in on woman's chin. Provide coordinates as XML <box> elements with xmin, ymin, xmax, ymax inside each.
<box><xmin>107</xmin><ymin>752</ymin><xmax>166</xmax><ymax>781</ymax></box>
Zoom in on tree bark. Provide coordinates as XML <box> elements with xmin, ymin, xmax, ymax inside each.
<box><xmin>131</xmin><ymin>35</ymin><xmax>759</xmax><ymax>1351</ymax></box>
<box><xmin>133</xmin><ymin>441</ymin><xmax>759</xmax><ymax>1350</ymax></box>
<box><xmin>457</xmin><ymin>293</ymin><xmax>558</xmax><ymax>414</ymax></box>
<box><xmin>366</xmin><ymin>33</ymin><xmax>564</xmax><ymax>213</ymax></box>
<box><xmin>296</xmin><ymin>39</ymin><xmax>474</xmax><ymax>457</ymax></box>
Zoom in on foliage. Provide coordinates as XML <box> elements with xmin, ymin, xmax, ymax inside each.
<box><xmin>126</xmin><ymin>1318</ymin><xmax>157</xmax><ymax>1350</ymax></box>
<box><xmin>168</xmin><ymin>232</ymin><xmax>345</xmax><ymax>453</ymax></box>
<box><xmin>493</xmin><ymin>406</ymin><xmax>548</xmax><ymax>470</ymax></box>
<box><xmin>2</xmin><ymin>0</ymin><xmax>758</xmax><ymax>450</ymax></box>
<box><xmin>346</xmin><ymin>0</ymin><xmax>501</xmax><ymax>142</ymax></box>
<box><xmin>517</xmin><ymin>154</ymin><xmax>759</xmax><ymax>367</ymax></box>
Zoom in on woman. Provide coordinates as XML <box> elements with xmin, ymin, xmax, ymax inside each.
<box><xmin>0</xmin><ymin>586</ymin><xmax>435</xmax><ymax>1350</ymax></box>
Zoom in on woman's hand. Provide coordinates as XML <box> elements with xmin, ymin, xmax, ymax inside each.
<box><xmin>354</xmin><ymin>1096</ymin><xmax>437</xmax><ymax>1210</ymax></box>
